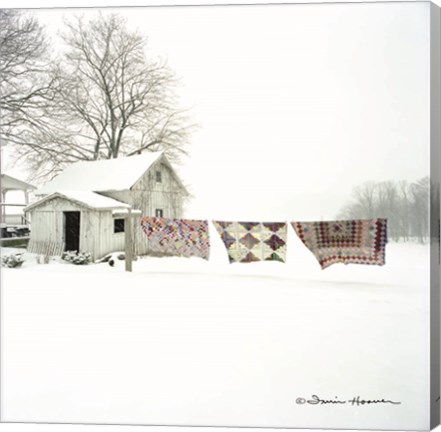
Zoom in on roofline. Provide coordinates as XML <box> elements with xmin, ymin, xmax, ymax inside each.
<box><xmin>126</xmin><ymin>151</ymin><xmax>165</xmax><ymax>191</ymax></box>
<box><xmin>1</xmin><ymin>174</ymin><xmax>37</xmax><ymax>191</ymax></box>
<box><xmin>24</xmin><ymin>192</ymin><xmax>131</xmax><ymax>212</ymax></box>
<box><xmin>130</xmin><ymin>153</ymin><xmax>190</xmax><ymax>195</ymax></box>
<box><xmin>159</xmin><ymin>155</ymin><xmax>190</xmax><ymax>196</ymax></box>
<box><xmin>34</xmin><ymin>152</ymin><xmax>188</xmax><ymax>195</ymax></box>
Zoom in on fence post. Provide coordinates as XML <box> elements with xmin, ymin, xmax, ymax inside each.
<box><xmin>125</xmin><ymin>208</ymin><xmax>133</xmax><ymax>272</ymax></box>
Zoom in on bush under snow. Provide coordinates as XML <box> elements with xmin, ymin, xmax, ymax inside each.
<box><xmin>62</xmin><ymin>251</ymin><xmax>92</xmax><ymax>265</ymax></box>
<box><xmin>1</xmin><ymin>252</ymin><xmax>25</xmax><ymax>268</ymax></box>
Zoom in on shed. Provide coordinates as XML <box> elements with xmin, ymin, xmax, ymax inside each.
<box><xmin>25</xmin><ymin>152</ymin><xmax>189</xmax><ymax>259</ymax></box>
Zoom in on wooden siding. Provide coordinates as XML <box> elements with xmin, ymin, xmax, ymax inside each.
<box><xmin>135</xmin><ymin>161</ymin><xmax>184</xmax><ymax>218</ymax></box>
<box><xmin>27</xmin><ymin>197</ymin><xmax>128</xmax><ymax>260</ymax></box>
<box><xmin>29</xmin><ymin>210</ymin><xmax>63</xmax><ymax>243</ymax></box>
<box><xmin>30</xmin><ymin>197</ymin><xmax>86</xmax><ymax>213</ymax></box>
<box><xmin>27</xmin><ymin>158</ymin><xmax>187</xmax><ymax>260</ymax></box>
<box><xmin>100</xmin><ymin>160</ymin><xmax>186</xmax><ymax>256</ymax></box>
<box><xmin>99</xmin><ymin>161</ymin><xmax>185</xmax><ymax>217</ymax></box>
<box><xmin>95</xmin><ymin>211</ymin><xmax>126</xmax><ymax>258</ymax></box>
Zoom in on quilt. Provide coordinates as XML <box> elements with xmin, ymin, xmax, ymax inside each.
<box><xmin>140</xmin><ymin>217</ymin><xmax>210</xmax><ymax>260</ymax></box>
<box><xmin>291</xmin><ymin>219</ymin><xmax>387</xmax><ymax>269</ymax></box>
<box><xmin>213</xmin><ymin>221</ymin><xmax>287</xmax><ymax>263</ymax></box>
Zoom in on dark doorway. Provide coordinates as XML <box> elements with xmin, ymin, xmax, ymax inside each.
<box><xmin>64</xmin><ymin>211</ymin><xmax>80</xmax><ymax>252</ymax></box>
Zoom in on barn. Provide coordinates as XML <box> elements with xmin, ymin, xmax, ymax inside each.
<box><xmin>24</xmin><ymin>152</ymin><xmax>189</xmax><ymax>260</ymax></box>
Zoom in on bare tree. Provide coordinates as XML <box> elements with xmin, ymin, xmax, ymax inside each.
<box><xmin>13</xmin><ymin>13</ymin><xmax>193</xmax><ymax>180</ymax></box>
<box><xmin>396</xmin><ymin>180</ymin><xmax>411</xmax><ymax>241</ymax></box>
<box><xmin>0</xmin><ymin>10</ymin><xmax>54</xmax><ymax>152</ymax></box>
<box><xmin>352</xmin><ymin>181</ymin><xmax>377</xmax><ymax>218</ymax></box>
<box><xmin>375</xmin><ymin>181</ymin><xmax>399</xmax><ymax>238</ymax></box>
<box><xmin>337</xmin><ymin>178</ymin><xmax>429</xmax><ymax>243</ymax></box>
<box><xmin>409</xmin><ymin>177</ymin><xmax>429</xmax><ymax>243</ymax></box>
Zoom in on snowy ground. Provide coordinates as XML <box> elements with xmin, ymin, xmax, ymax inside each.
<box><xmin>0</xmin><ymin>230</ymin><xmax>431</xmax><ymax>430</ymax></box>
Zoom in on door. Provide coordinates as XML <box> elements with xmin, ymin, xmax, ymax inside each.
<box><xmin>64</xmin><ymin>211</ymin><xmax>80</xmax><ymax>252</ymax></box>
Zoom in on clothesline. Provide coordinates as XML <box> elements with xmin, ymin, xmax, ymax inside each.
<box><xmin>140</xmin><ymin>218</ymin><xmax>388</xmax><ymax>270</ymax></box>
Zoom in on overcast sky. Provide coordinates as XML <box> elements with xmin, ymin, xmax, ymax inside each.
<box><xmin>4</xmin><ymin>2</ymin><xmax>431</xmax><ymax>220</ymax></box>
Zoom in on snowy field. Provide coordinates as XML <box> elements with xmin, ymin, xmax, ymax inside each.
<box><xmin>0</xmin><ymin>229</ymin><xmax>431</xmax><ymax>431</ymax></box>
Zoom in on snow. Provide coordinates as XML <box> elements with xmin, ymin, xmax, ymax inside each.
<box><xmin>26</xmin><ymin>191</ymin><xmax>131</xmax><ymax>211</ymax></box>
<box><xmin>0</xmin><ymin>237</ymin><xmax>430</xmax><ymax>430</ymax></box>
<box><xmin>36</xmin><ymin>152</ymin><xmax>164</xmax><ymax>195</ymax></box>
<box><xmin>112</xmin><ymin>208</ymin><xmax>142</xmax><ymax>215</ymax></box>
<box><xmin>1</xmin><ymin>173</ymin><xmax>36</xmax><ymax>191</ymax></box>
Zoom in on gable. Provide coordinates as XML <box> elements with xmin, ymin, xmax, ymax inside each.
<box><xmin>36</xmin><ymin>152</ymin><xmax>164</xmax><ymax>195</ymax></box>
<box><xmin>26</xmin><ymin>196</ymin><xmax>90</xmax><ymax>213</ymax></box>
<box><xmin>131</xmin><ymin>157</ymin><xmax>188</xmax><ymax>195</ymax></box>
<box><xmin>25</xmin><ymin>191</ymin><xmax>131</xmax><ymax>212</ymax></box>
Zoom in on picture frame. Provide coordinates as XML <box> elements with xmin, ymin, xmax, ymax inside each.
<box><xmin>0</xmin><ymin>1</ymin><xmax>440</xmax><ymax>431</ymax></box>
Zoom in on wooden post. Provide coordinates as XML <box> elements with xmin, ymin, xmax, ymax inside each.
<box><xmin>113</xmin><ymin>207</ymin><xmax>140</xmax><ymax>272</ymax></box>
<box><xmin>125</xmin><ymin>208</ymin><xmax>132</xmax><ymax>272</ymax></box>
<box><xmin>1</xmin><ymin>190</ymin><xmax>6</xmax><ymax>223</ymax></box>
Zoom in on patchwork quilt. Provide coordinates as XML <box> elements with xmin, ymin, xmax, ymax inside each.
<box><xmin>291</xmin><ymin>219</ymin><xmax>387</xmax><ymax>269</ymax></box>
<box><xmin>213</xmin><ymin>221</ymin><xmax>287</xmax><ymax>263</ymax></box>
<box><xmin>140</xmin><ymin>217</ymin><xmax>210</xmax><ymax>260</ymax></box>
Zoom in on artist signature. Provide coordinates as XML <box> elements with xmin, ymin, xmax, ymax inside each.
<box><xmin>295</xmin><ymin>395</ymin><xmax>401</xmax><ymax>406</ymax></box>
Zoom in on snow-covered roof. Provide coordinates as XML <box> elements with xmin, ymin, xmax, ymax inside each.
<box><xmin>1</xmin><ymin>174</ymin><xmax>37</xmax><ymax>191</ymax></box>
<box><xmin>112</xmin><ymin>208</ymin><xmax>142</xmax><ymax>215</ymax></box>
<box><xmin>24</xmin><ymin>191</ymin><xmax>132</xmax><ymax>212</ymax></box>
<box><xmin>36</xmin><ymin>152</ymin><xmax>164</xmax><ymax>195</ymax></box>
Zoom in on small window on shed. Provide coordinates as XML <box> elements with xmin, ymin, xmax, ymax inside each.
<box><xmin>114</xmin><ymin>218</ymin><xmax>125</xmax><ymax>233</ymax></box>
<box><xmin>156</xmin><ymin>171</ymin><xmax>162</xmax><ymax>183</ymax></box>
<box><xmin>155</xmin><ymin>209</ymin><xmax>164</xmax><ymax>218</ymax></box>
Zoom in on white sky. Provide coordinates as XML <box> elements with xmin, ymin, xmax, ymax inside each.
<box><xmin>3</xmin><ymin>2</ymin><xmax>431</xmax><ymax>220</ymax></box>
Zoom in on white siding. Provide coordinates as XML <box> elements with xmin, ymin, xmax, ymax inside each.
<box><xmin>100</xmin><ymin>161</ymin><xmax>186</xmax><ymax>256</ymax></box>
<box><xmin>29</xmin><ymin>211</ymin><xmax>63</xmax><ymax>243</ymax></box>
<box><xmin>27</xmin><ymin>197</ymin><xmax>119</xmax><ymax>260</ymax></box>
<box><xmin>95</xmin><ymin>212</ymin><xmax>126</xmax><ymax>258</ymax></box>
<box><xmin>27</xmin><ymin>158</ymin><xmax>187</xmax><ymax>259</ymax></box>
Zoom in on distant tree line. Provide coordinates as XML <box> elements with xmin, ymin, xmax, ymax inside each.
<box><xmin>337</xmin><ymin>177</ymin><xmax>429</xmax><ymax>242</ymax></box>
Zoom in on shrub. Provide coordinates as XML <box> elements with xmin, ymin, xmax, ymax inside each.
<box><xmin>95</xmin><ymin>252</ymin><xmax>130</xmax><ymax>266</ymax></box>
<box><xmin>62</xmin><ymin>251</ymin><xmax>92</xmax><ymax>265</ymax></box>
<box><xmin>1</xmin><ymin>252</ymin><xmax>25</xmax><ymax>268</ymax></box>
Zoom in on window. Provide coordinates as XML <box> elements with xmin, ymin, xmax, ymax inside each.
<box><xmin>114</xmin><ymin>218</ymin><xmax>125</xmax><ymax>233</ymax></box>
<box><xmin>156</xmin><ymin>171</ymin><xmax>162</xmax><ymax>183</ymax></box>
<box><xmin>155</xmin><ymin>209</ymin><xmax>164</xmax><ymax>218</ymax></box>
